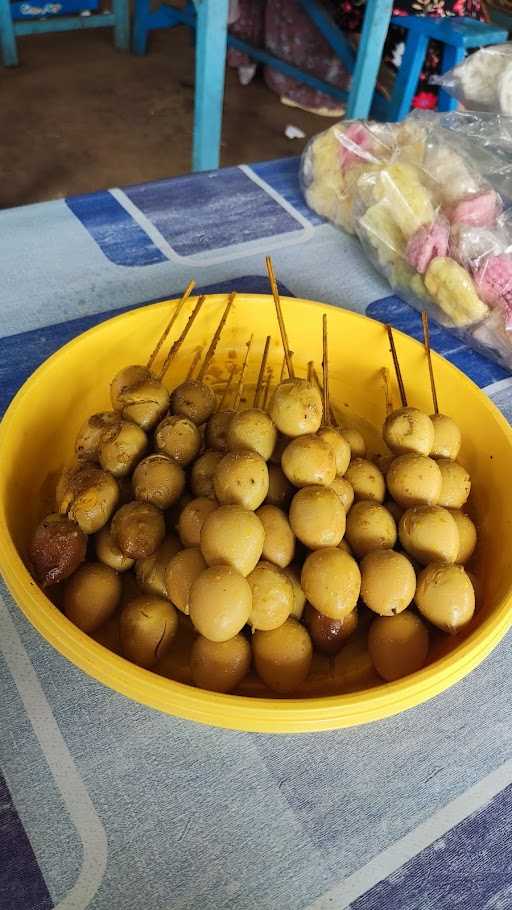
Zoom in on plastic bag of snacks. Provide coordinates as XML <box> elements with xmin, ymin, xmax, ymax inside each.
<box><xmin>300</xmin><ymin>119</ymin><xmax>426</xmax><ymax>234</ymax></box>
<box><xmin>300</xmin><ymin>112</ymin><xmax>512</xmax><ymax>370</ymax></box>
<box><xmin>432</xmin><ymin>43</ymin><xmax>512</xmax><ymax>115</ymax></box>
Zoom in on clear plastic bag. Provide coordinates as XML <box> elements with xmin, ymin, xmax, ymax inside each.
<box><xmin>300</xmin><ymin>111</ymin><xmax>512</xmax><ymax>371</ymax></box>
<box><xmin>300</xmin><ymin>118</ymin><xmax>425</xmax><ymax>233</ymax></box>
<box><xmin>408</xmin><ymin>109</ymin><xmax>512</xmax><ymax>201</ymax></box>
<box><xmin>432</xmin><ymin>44</ymin><xmax>512</xmax><ymax>116</ymax></box>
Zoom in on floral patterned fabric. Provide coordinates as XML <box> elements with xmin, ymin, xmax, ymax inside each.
<box><xmin>333</xmin><ymin>0</ymin><xmax>484</xmax><ymax>109</ymax></box>
<box><xmin>227</xmin><ymin>0</ymin><xmax>485</xmax><ymax>111</ymax></box>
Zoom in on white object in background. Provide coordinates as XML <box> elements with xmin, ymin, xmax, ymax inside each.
<box><xmin>238</xmin><ymin>64</ymin><xmax>257</xmax><ymax>86</ymax></box>
<box><xmin>285</xmin><ymin>125</ymin><xmax>306</xmax><ymax>140</ymax></box>
<box><xmin>498</xmin><ymin>62</ymin><xmax>512</xmax><ymax>115</ymax></box>
<box><xmin>435</xmin><ymin>43</ymin><xmax>512</xmax><ymax>114</ymax></box>
<box><xmin>228</xmin><ymin>0</ymin><xmax>240</xmax><ymax>24</ymax></box>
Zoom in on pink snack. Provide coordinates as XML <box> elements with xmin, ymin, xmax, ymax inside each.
<box><xmin>448</xmin><ymin>190</ymin><xmax>500</xmax><ymax>229</ymax></box>
<box><xmin>473</xmin><ymin>254</ymin><xmax>512</xmax><ymax>329</ymax></box>
<box><xmin>406</xmin><ymin>216</ymin><xmax>450</xmax><ymax>274</ymax></box>
<box><xmin>338</xmin><ymin>123</ymin><xmax>375</xmax><ymax>170</ymax></box>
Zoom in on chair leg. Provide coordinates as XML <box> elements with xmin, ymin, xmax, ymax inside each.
<box><xmin>346</xmin><ymin>0</ymin><xmax>393</xmax><ymax>119</ymax></box>
<box><xmin>0</xmin><ymin>0</ymin><xmax>18</xmax><ymax>67</ymax></box>
<box><xmin>132</xmin><ymin>0</ymin><xmax>151</xmax><ymax>55</ymax></box>
<box><xmin>438</xmin><ymin>44</ymin><xmax>465</xmax><ymax>112</ymax></box>
<box><xmin>113</xmin><ymin>0</ymin><xmax>130</xmax><ymax>51</ymax></box>
<box><xmin>192</xmin><ymin>0</ymin><xmax>229</xmax><ymax>172</ymax></box>
<box><xmin>388</xmin><ymin>31</ymin><xmax>429</xmax><ymax>121</ymax></box>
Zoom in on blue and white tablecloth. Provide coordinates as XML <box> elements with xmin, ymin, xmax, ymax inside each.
<box><xmin>1</xmin><ymin>156</ymin><xmax>511</xmax><ymax>910</ymax></box>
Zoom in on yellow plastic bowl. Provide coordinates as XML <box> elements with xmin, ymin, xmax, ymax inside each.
<box><xmin>1</xmin><ymin>294</ymin><xmax>512</xmax><ymax>733</ymax></box>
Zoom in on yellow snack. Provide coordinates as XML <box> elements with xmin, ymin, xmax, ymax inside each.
<box><xmin>424</xmin><ymin>258</ymin><xmax>488</xmax><ymax>327</ymax></box>
<box><xmin>304</xmin><ymin>128</ymin><xmax>379</xmax><ymax>234</ymax></box>
<box><xmin>359</xmin><ymin>202</ymin><xmax>405</xmax><ymax>267</ymax></box>
<box><xmin>395</xmin><ymin>121</ymin><xmax>426</xmax><ymax>165</ymax></box>
<box><xmin>389</xmin><ymin>261</ymin><xmax>432</xmax><ymax>305</ymax></box>
<box><xmin>389</xmin><ymin>258</ymin><xmax>415</xmax><ymax>290</ymax></box>
<box><xmin>304</xmin><ymin>129</ymin><xmax>347</xmax><ymax>227</ymax></box>
<box><xmin>372</xmin><ymin>162</ymin><xmax>434</xmax><ymax>238</ymax></box>
<box><xmin>410</xmin><ymin>273</ymin><xmax>431</xmax><ymax>303</ymax></box>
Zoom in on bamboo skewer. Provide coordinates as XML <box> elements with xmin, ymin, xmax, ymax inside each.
<box><xmin>311</xmin><ymin>362</ymin><xmax>335</xmax><ymax>426</ymax></box>
<box><xmin>158</xmin><ymin>295</ymin><xmax>206</xmax><ymax>380</ymax></box>
<box><xmin>386</xmin><ymin>324</ymin><xmax>408</xmax><ymax>408</ymax></box>
<box><xmin>146</xmin><ymin>279</ymin><xmax>195</xmax><ymax>371</ymax></box>
<box><xmin>197</xmin><ymin>292</ymin><xmax>236</xmax><ymax>382</ymax></box>
<box><xmin>322</xmin><ymin>314</ymin><xmax>331</xmax><ymax>426</ymax></box>
<box><xmin>262</xmin><ymin>368</ymin><xmax>273</xmax><ymax>411</ymax></box>
<box><xmin>233</xmin><ymin>335</ymin><xmax>254</xmax><ymax>411</ymax></box>
<box><xmin>381</xmin><ymin>367</ymin><xmax>393</xmax><ymax>417</ymax></box>
<box><xmin>254</xmin><ymin>335</ymin><xmax>271</xmax><ymax>408</ymax></box>
<box><xmin>265</xmin><ymin>256</ymin><xmax>295</xmax><ymax>379</ymax></box>
<box><xmin>218</xmin><ymin>362</ymin><xmax>238</xmax><ymax>411</ymax></box>
<box><xmin>307</xmin><ymin>361</ymin><xmax>314</xmax><ymax>383</ymax></box>
<box><xmin>421</xmin><ymin>311</ymin><xmax>439</xmax><ymax>415</ymax></box>
<box><xmin>279</xmin><ymin>355</ymin><xmax>287</xmax><ymax>383</ymax></box>
<box><xmin>186</xmin><ymin>348</ymin><xmax>202</xmax><ymax>380</ymax></box>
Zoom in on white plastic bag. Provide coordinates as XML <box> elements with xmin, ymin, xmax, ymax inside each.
<box><xmin>432</xmin><ymin>44</ymin><xmax>512</xmax><ymax>115</ymax></box>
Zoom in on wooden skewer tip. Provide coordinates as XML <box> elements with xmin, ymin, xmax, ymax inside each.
<box><xmin>386</xmin><ymin>323</ymin><xmax>408</xmax><ymax>408</ymax></box>
<box><xmin>217</xmin><ymin>361</ymin><xmax>238</xmax><ymax>411</ymax></box>
<box><xmin>254</xmin><ymin>335</ymin><xmax>271</xmax><ymax>408</ymax></box>
<box><xmin>262</xmin><ymin>368</ymin><xmax>273</xmax><ymax>411</ymax></box>
<box><xmin>186</xmin><ymin>347</ymin><xmax>202</xmax><ymax>380</ymax></box>
<box><xmin>197</xmin><ymin>291</ymin><xmax>236</xmax><ymax>381</ymax></box>
<box><xmin>380</xmin><ymin>366</ymin><xmax>393</xmax><ymax>417</ymax></box>
<box><xmin>322</xmin><ymin>314</ymin><xmax>331</xmax><ymax>426</ymax></box>
<box><xmin>421</xmin><ymin>310</ymin><xmax>439</xmax><ymax>415</ymax></box>
<box><xmin>233</xmin><ymin>334</ymin><xmax>254</xmax><ymax>411</ymax></box>
<box><xmin>158</xmin><ymin>294</ymin><xmax>206</xmax><ymax>380</ymax></box>
<box><xmin>146</xmin><ymin>278</ymin><xmax>195</xmax><ymax>371</ymax></box>
<box><xmin>265</xmin><ymin>256</ymin><xmax>294</xmax><ymax>379</ymax></box>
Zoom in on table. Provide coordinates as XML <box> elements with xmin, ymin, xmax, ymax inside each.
<box><xmin>1</xmin><ymin>156</ymin><xmax>512</xmax><ymax>910</ymax></box>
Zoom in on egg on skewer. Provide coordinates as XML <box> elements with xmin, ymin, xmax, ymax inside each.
<box><xmin>421</xmin><ymin>311</ymin><xmax>462</xmax><ymax>461</ymax></box>
<box><xmin>110</xmin><ymin>281</ymin><xmax>196</xmax><ymax>431</ymax></box>
<box><xmin>170</xmin><ymin>292</ymin><xmax>236</xmax><ymax>425</ymax></box>
<box><xmin>383</xmin><ymin>324</ymin><xmax>435</xmax><ymax>456</ymax></box>
<box><xmin>265</xmin><ymin>256</ymin><xmax>323</xmax><ymax>437</ymax></box>
<box><xmin>226</xmin><ymin>335</ymin><xmax>277</xmax><ymax>460</ymax></box>
<box><xmin>206</xmin><ymin>362</ymin><xmax>238</xmax><ymax>452</ymax></box>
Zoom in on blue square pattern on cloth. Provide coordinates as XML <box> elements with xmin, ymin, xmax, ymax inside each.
<box><xmin>368</xmin><ymin>297</ymin><xmax>509</xmax><ymax>389</ymax></box>
<box><xmin>123</xmin><ymin>166</ymin><xmax>303</xmax><ymax>256</ymax></box>
<box><xmin>350</xmin><ymin>783</ymin><xmax>512</xmax><ymax>910</ymax></box>
<box><xmin>0</xmin><ymin>276</ymin><xmax>293</xmax><ymax>416</ymax></box>
<box><xmin>0</xmin><ymin>773</ymin><xmax>52</xmax><ymax>910</ymax></box>
<box><xmin>66</xmin><ymin>192</ymin><xmax>167</xmax><ymax>268</ymax></box>
<box><xmin>65</xmin><ymin>162</ymin><xmax>308</xmax><ymax>267</ymax></box>
<box><xmin>250</xmin><ymin>157</ymin><xmax>325</xmax><ymax>227</ymax></box>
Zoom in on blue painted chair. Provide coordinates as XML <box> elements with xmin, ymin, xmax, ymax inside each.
<box><xmin>133</xmin><ymin>0</ymin><xmax>394</xmax><ymax>172</ymax></box>
<box><xmin>387</xmin><ymin>16</ymin><xmax>508</xmax><ymax>120</ymax></box>
<box><xmin>0</xmin><ymin>0</ymin><xmax>129</xmax><ymax>66</ymax></box>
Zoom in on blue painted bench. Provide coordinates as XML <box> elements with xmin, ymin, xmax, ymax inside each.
<box><xmin>133</xmin><ymin>0</ymin><xmax>394</xmax><ymax>172</ymax></box>
<box><xmin>0</xmin><ymin>0</ymin><xmax>129</xmax><ymax>66</ymax></box>
<box><xmin>387</xmin><ymin>15</ymin><xmax>508</xmax><ymax>120</ymax></box>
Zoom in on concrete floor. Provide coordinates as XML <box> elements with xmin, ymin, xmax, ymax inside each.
<box><xmin>1</xmin><ymin>26</ymin><xmax>329</xmax><ymax>208</ymax></box>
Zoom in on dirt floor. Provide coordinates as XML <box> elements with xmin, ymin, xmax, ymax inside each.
<box><xmin>0</xmin><ymin>25</ymin><xmax>332</xmax><ymax>208</ymax></box>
